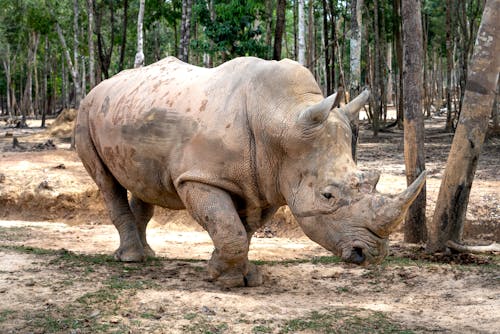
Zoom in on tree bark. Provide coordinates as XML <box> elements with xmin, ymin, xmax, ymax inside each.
<box><xmin>372</xmin><ymin>0</ymin><xmax>381</xmax><ymax>136</ymax></box>
<box><xmin>402</xmin><ymin>0</ymin><xmax>427</xmax><ymax>243</ymax></box>
<box><xmin>428</xmin><ymin>0</ymin><xmax>500</xmax><ymax>252</ymax></box>
<box><xmin>95</xmin><ymin>0</ymin><xmax>115</xmax><ymax>79</ymax></box>
<box><xmin>386</xmin><ymin>43</ymin><xmax>393</xmax><ymax>105</ymax></box>
<box><xmin>445</xmin><ymin>0</ymin><xmax>454</xmax><ymax>131</ymax></box>
<box><xmin>394</xmin><ymin>0</ymin><xmax>404</xmax><ymax>129</ymax></box>
<box><xmin>42</xmin><ymin>36</ymin><xmax>48</xmax><ymax>128</ymax></box>
<box><xmin>87</xmin><ymin>0</ymin><xmax>96</xmax><ymax>89</ymax></box>
<box><xmin>350</xmin><ymin>0</ymin><xmax>363</xmax><ymax>99</ymax></box>
<box><xmin>179</xmin><ymin>0</ymin><xmax>193</xmax><ymax>63</ymax></box>
<box><xmin>118</xmin><ymin>0</ymin><xmax>129</xmax><ymax>71</ymax></box>
<box><xmin>56</xmin><ymin>22</ymin><xmax>82</xmax><ymax>108</ymax></box>
<box><xmin>298</xmin><ymin>0</ymin><xmax>306</xmax><ymax>65</ymax></box>
<box><xmin>135</xmin><ymin>0</ymin><xmax>145</xmax><ymax>68</ymax></box>
<box><xmin>273</xmin><ymin>0</ymin><xmax>286</xmax><ymax>60</ymax></box>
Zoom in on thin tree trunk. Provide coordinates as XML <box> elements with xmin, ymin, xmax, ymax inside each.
<box><xmin>273</xmin><ymin>0</ymin><xmax>287</xmax><ymax>60</ymax></box>
<box><xmin>21</xmin><ymin>32</ymin><xmax>40</xmax><ymax>126</ymax></box>
<box><xmin>372</xmin><ymin>0</ymin><xmax>381</xmax><ymax>136</ymax></box>
<box><xmin>179</xmin><ymin>0</ymin><xmax>193</xmax><ymax>63</ymax></box>
<box><xmin>2</xmin><ymin>45</ymin><xmax>12</xmax><ymax>117</ymax></box>
<box><xmin>119</xmin><ymin>0</ymin><xmax>129</xmax><ymax>71</ymax></box>
<box><xmin>135</xmin><ymin>0</ymin><xmax>145</xmax><ymax>68</ymax></box>
<box><xmin>402</xmin><ymin>0</ymin><xmax>427</xmax><ymax>243</ymax></box>
<box><xmin>428</xmin><ymin>0</ymin><xmax>500</xmax><ymax>252</ymax></box>
<box><xmin>42</xmin><ymin>36</ymin><xmax>48</xmax><ymax>128</ymax></box>
<box><xmin>445</xmin><ymin>0</ymin><xmax>454</xmax><ymax>131</ymax></box>
<box><xmin>386</xmin><ymin>43</ymin><xmax>393</xmax><ymax>105</ymax></box>
<box><xmin>265</xmin><ymin>0</ymin><xmax>274</xmax><ymax>58</ymax></box>
<box><xmin>350</xmin><ymin>0</ymin><xmax>363</xmax><ymax>99</ymax></box>
<box><xmin>56</xmin><ymin>23</ymin><xmax>82</xmax><ymax>108</ymax></box>
<box><xmin>73</xmin><ymin>0</ymin><xmax>79</xmax><ymax>96</ymax></box>
<box><xmin>298</xmin><ymin>0</ymin><xmax>306</xmax><ymax>65</ymax></box>
<box><xmin>394</xmin><ymin>0</ymin><xmax>404</xmax><ymax>129</ymax></box>
<box><xmin>87</xmin><ymin>0</ymin><xmax>96</xmax><ymax>89</ymax></box>
<box><xmin>307</xmin><ymin>0</ymin><xmax>314</xmax><ymax>70</ymax></box>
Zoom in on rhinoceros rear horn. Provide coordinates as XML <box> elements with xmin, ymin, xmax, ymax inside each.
<box><xmin>371</xmin><ymin>171</ymin><xmax>427</xmax><ymax>237</ymax></box>
<box><xmin>340</xmin><ymin>89</ymin><xmax>370</xmax><ymax>123</ymax></box>
<box><xmin>298</xmin><ymin>92</ymin><xmax>341</xmax><ymax>125</ymax></box>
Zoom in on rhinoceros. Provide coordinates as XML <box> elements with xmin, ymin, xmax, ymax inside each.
<box><xmin>75</xmin><ymin>56</ymin><xmax>425</xmax><ymax>287</ymax></box>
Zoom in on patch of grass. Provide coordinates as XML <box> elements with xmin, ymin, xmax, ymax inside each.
<box><xmin>311</xmin><ymin>256</ymin><xmax>342</xmax><ymax>264</ymax></box>
<box><xmin>252</xmin><ymin>324</ymin><xmax>273</xmax><ymax>333</ymax></box>
<box><xmin>77</xmin><ymin>288</ymin><xmax>118</xmax><ymax>304</ymax></box>
<box><xmin>182</xmin><ymin>316</ymin><xmax>229</xmax><ymax>334</ymax></box>
<box><xmin>0</xmin><ymin>309</ymin><xmax>15</xmax><ymax>323</ymax></box>
<box><xmin>279</xmin><ymin>308</ymin><xmax>414</xmax><ymax>334</ymax></box>
<box><xmin>28</xmin><ymin>308</ymin><xmax>113</xmax><ymax>334</ymax></box>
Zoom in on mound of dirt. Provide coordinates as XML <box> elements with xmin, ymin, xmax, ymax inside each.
<box><xmin>48</xmin><ymin>108</ymin><xmax>77</xmax><ymax>138</ymax></box>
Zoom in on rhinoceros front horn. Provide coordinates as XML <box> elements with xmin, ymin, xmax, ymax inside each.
<box><xmin>370</xmin><ymin>171</ymin><xmax>427</xmax><ymax>237</ymax></box>
<box><xmin>298</xmin><ymin>92</ymin><xmax>341</xmax><ymax>125</ymax></box>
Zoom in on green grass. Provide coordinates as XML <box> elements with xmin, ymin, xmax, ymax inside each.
<box><xmin>0</xmin><ymin>309</ymin><xmax>15</xmax><ymax>323</ymax></box>
<box><xmin>279</xmin><ymin>309</ymin><xmax>414</xmax><ymax>334</ymax></box>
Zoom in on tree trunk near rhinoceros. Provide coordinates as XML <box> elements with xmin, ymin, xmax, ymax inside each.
<box><xmin>179</xmin><ymin>0</ymin><xmax>193</xmax><ymax>63</ymax></box>
<box><xmin>273</xmin><ymin>0</ymin><xmax>286</xmax><ymax>60</ymax></box>
<box><xmin>298</xmin><ymin>0</ymin><xmax>306</xmax><ymax>65</ymax></box>
<box><xmin>402</xmin><ymin>0</ymin><xmax>427</xmax><ymax>243</ymax></box>
<box><xmin>118</xmin><ymin>0</ymin><xmax>129</xmax><ymax>71</ymax></box>
<box><xmin>134</xmin><ymin>0</ymin><xmax>145</xmax><ymax>68</ymax></box>
<box><xmin>350</xmin><ymin>0</ymin><xmax>363</xmax><ymax>99</ymax></box>
<box><xmin>394</xmin><ymin>0</ymin><xmax>404</xmax><ymax>129</ymax></box>
<box><xmin>427</xmin><ymin>0</ymin><xmax>500</xmax><ymax>252</ymax></box>
<box><xmin>87</xmin><ymin>0</ymin><xmax>96</xmax><ymax>89</ymax></box>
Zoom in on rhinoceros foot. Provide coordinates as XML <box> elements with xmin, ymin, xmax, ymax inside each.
<box><xmin>244</xmin><ymin>263</ymin><xmax>263</xmax><ymax>287</ymax></box>
<box><xmin>143</xmin><ymin>243</ymin><xmax>156</xmax><ymax>258</ymax></box>
<box><xmin>208</xmin><ymin>260</ymin><xmax>263</xmax><ymax>288</ymax></box>
<box><xmin>114</xmin><ymin>245</ymin><xmax>146</xmax><ymax>262</ymax></box>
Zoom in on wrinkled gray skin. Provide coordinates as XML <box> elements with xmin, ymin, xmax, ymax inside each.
<box><xmin>76</xmin><ymin>57</ymin><xmax>426</xmax><ymax>288</ymax></box>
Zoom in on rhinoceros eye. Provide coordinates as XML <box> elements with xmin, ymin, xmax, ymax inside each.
<box><xmin>322</xmin><ymin>192</ymin><xmax>334</xmax><ymax>200</ymax></box>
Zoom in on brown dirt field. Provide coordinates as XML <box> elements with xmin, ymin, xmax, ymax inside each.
<box><xmin>0</xmin><ymin>115</ymin><xmax>499</xmax><ymax>333</ymax></box>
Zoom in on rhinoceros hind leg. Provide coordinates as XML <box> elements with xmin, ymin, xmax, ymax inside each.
<box><xmin>75</xmin><ymin>114</ymin><xmax>145</xmax><ymax>262</ymax></box>
<box><xmin>178</xmin><ymin>182</ymin><xmax>258</xmax><ymax>288</ymax></box>
<box><xmin>129</xmin><ymin>196</ymin><xmax>155</xmax><ymax>257</ymax></box>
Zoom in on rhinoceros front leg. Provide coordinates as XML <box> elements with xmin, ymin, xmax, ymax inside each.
<box><xmin>129</xmin><ymin>196</ymin><xmax>155</xmax><ymax>258</ymax></box>
<box><xmin>178</xmin><ymin>182</ymin><xmax>262</xmax><ymax>287</ymax></box>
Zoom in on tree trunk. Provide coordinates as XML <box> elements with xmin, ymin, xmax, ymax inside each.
<box><xmin>179</xmin><ymin>0</ymin><xmax>193</xmax><ymax>63</ymax></box>
<box><xmin>95</xmin><ymin>0</ymin><xmax>115</xmax><ymax>79</ymax></box>
<box><xmin>2</xmin><ymin>45</ymin><xmax>12</xmax><ymax>117</ymax></box>
<box><xmin>87</xmin><ymin>0</ymin><xmax>96</xmax><ymax>89</ymax></box>
<box><xmin>298</xmin><ymin>0</ymin><xmax>306</xmax><ymax>65</ymax></box>
<box><xmin>394</xmin><ymin>0</ymin><xmax>404</xmax><ymax>129</ymax></box>
<box><xmin>372</xmin><ymin>0</ymin><xmax>381</xmax><ymax>136</ymax></box>
<box><xmin>445</xmin><ymin>0</ymin><xmax>454</xmax><ymax>131</ymax></box>
<box><xmin>21</xmin><ymin>31</ymin><xmax>40</xmax><ymax>126</ymax></box>
<box><xmin>386</xmin><ymin>40</ymin><xmax>393</xmax><ymax>105</ymax></box>
<box><xmin>42</xmin><ymin>36</ymin><xmax>48</xmax><ymax>128</ymax></box>
<box><xmin>428</xmin><ymin>0</ymin><xmax>500</xmax><ymax>252</ymax></box>
<box><xmin>350</xmin><ymin>0</ymin><xmax>363</xmax><ymax>99</ymax></box>
<box><xmin>265</xmin><ymin>0</ymin><xmax>274</xmax><ymax>58</ymax></box>
<box><xmin>135</xmin><ymin>0</ymin><xmax>145</xmax><ymax>68</ymax></box>
<box><xmin>402</xmin><ymin>0</ymin><xmax>427</xmax><ymax>243</ymax></box>
<box><xmin>307</xmin><ymin>0</ymin><xmax>314</xmax><ymax>70</ymax></box>
<box><xmin>118</xmin><ymin>0</ymin><xmax>129</xmax><ymax>71</ymax></box>
<box><xmin>56</xmin><ymin>23</ymin><xmax>82</xmax><ymax>108</ymax></box>
<box><xmin>273</xmin><ymin>0</ymin><xmax>287</xmax><ymax>60</ymax></box>
<box><xmin>73</xmin><ymin>0</ymin><xmax>79</xmax><ymax>96</ymax></box>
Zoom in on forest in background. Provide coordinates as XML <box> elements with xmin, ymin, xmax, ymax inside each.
<box><xmin>0</xmin><ymin>0</ymin><xmax>495</xmax><ymax>129</ymax></box>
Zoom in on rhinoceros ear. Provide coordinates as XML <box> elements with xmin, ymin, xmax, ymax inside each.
<box><xmin>298</xmin><ymin>92</ymin><xmax>341</xmax><ymax>126</ymax></box>
<box><xmin>339</xmin><ymin>89</ymin><xmax>370</xmax><ymax>123</ymax></box>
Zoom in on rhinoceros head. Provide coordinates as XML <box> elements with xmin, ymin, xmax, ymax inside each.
<box><xmin>278</xmin><ymin>90</ymin><xmax>426</xmax><ymax>265</ymax></box>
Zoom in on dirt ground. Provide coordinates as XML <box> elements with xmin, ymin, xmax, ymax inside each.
<box><xmin>0</xmin><ymin>114</ymin><xmax>499</xmax><ymax>333</ymax></box>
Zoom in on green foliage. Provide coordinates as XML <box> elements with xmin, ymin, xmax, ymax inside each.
<box><xmin>192</xmin><ymin>0</ymin><xmax>270</xmax><ymax>61</ymax></box>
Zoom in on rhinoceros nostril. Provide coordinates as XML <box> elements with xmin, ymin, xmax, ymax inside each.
<box><xmin>350</xmin><ymin>247</ymin><xmax>365</xmax><ymax>264</ymax></box>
